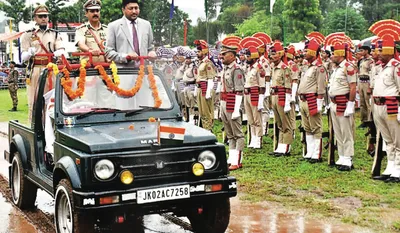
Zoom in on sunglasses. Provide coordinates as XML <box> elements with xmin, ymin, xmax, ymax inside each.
<box><xmin>37</xmin><ymin>15</ymin><xmax>48</xmax><ymax>19</ymax></box>
<box><xmin>88</xmin><ymin>9</ymin><xmax>100</xmax><ymax>13</ymax></box>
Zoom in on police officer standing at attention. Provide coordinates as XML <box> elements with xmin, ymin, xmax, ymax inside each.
<box><xmin>357</xmin><ymin>43</ymin><xmax>374</xmax><ymax>128</ymax></box>
<box><xmin>219</xmin><ymin>37</ymin><xmax>246</xmax><ymax>171</ymax></box>
<box><xmin>21</xmin><ymin>5</ymin><xmax>66</xmax><ymax>123</ymax></box>
<box><xmin>329</xmin><ymin>43</ymin><xmax>357</xmax><ymax>171</ymax></box>
<box><xmin>8</xmin><ymin>61</ymin><xmax>19</xmax><ymax>112</ymax></box>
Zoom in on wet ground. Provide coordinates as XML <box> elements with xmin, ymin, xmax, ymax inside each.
<box><xmin>0</xmin><ymin>122</ymin><xmax>374</xmax><ymax>233</ymax></box>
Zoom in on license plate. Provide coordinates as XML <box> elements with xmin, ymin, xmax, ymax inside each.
<box><xmin>137</xmin><ymin>185</ymin><xmax>190</xmax><ymax>204</ymax></box>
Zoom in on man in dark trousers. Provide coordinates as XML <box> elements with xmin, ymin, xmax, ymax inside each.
<box><xmin>8</xmin><ymin>61</ymin><xmax>19</xmax><ymax>112</ymax></box>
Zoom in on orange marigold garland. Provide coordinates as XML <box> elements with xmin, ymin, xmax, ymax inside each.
<box><xmin>61</xmin><ymin>60</ymin><xmax>87</xmax><ymax>100</ymax></box>
<box><xmin>46</xmin><ymin>63</ymin><xmax>59</xmax><ymax>90</ymax></box>
<box><xmin>147</xmin><ymin>65</ymin><xmax>162</xmax><ymax>108</ymax></box>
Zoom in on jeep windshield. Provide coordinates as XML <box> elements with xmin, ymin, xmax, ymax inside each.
<box><xmin>61</xmin><ymin>69</ymin><xmax>172</xmax><ymax>115</ymax></box>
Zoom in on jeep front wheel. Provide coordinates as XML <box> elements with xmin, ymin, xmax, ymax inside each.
<box><xmin>10</xmin><ymin>152</ymin><xmax>37</xmax><ymax>209</ymax></box>
<box><xmin>55</xmin><ymin>179</ymin><xmax>94</xmax><ymax>233</ymax></box>
<box><xmin>188</xmin><ymin>198</ymin><xmax>231</xmax><ymax>233</ymax></box>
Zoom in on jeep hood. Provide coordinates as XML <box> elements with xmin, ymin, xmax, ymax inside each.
<box><xmin>56</xmin><ymin>121</ymin><xmax>217</xmax><ymax>153</ymax></box>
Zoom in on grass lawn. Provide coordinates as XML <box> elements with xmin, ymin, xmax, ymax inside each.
<box><xmin>0</xmin><ymin>88</ymin><xmax>399</xmax><ymax>232</ymax></box>
<box><xmin>213</xmin><ymin>114</ymin><xmax>400</xmax><ymax>232</ymax></box>
<box><xmin>0</xmin><ymin>89</ymin><xmax>29</xmax><ymax>125</ymax></box>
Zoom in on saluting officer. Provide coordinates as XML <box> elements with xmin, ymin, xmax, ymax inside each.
<box><xmin>328</xmin><ymin>43</ymin><xmax>357</xmax><ymax>171</ymax></box>
<box><xmin>298</xmin><ymin>40</ymin><xmax>327</xmax><ymax>162</ymax></box>
<box><xmin>21</xmin><ymin>5</ymin><xmax>66</xmax><ymax>124</ymax></box>
<box><xmin>194</xmin><ymin>40</ymin><xmax>216</xmax><ymax>131</ymax></box>
<box><xmin>219</xmin><ymin>41</ymin><xmax>246</xmax><ymax>171</ymax></box>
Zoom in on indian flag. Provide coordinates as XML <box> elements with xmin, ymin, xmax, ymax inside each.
<box><xmin>158</xmin><ymin>125</ymin><xmax>186</xmax><ymax>145</ymax></box>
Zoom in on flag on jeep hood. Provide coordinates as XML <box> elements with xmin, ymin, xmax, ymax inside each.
<box><xmin>158</xmin><ymin>125</ymin><xmax>186</xmax><ymax>144</ymax></box>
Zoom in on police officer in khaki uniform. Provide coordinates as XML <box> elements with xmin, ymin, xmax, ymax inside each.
<box><xmin>194</xmin><ymin>40</ymin><xmax>216</xmax><ymax>131</ymax></box>
<box><xmin>357</xmin><ymin>43</ymin><xmax>374</xmax><ymax>128</ymax></box>
<box><xmin>298</xmin><ymin>40</ymin><xmax>327</xmax><ymax>162</ymax></box>
<box><xmin>269</xmin><ymin>42</ymin><xmax>294</xmax><ymax>156</ymax></box>
<box><xmin>76</xmin><ymin>0</ymin><xmax>115</xmax><ymax>108</ymax></box>
<box><xmin>286</xmin><ymin>46</ymin><xmax>300</xmax><ymax>130</ymax></box>
<box><xmin>8</xmin><ymin>61</ymin><xmax>19</xmax><ymax>112</ymax></box>
<box><xmin>21</xmin><ymin>5</ymin><xmax>66</xmax><ymax>124</ymax></box>
<box><xmin>182</xmin><ymin>55</ymin><xmax>197</xmax><ymax>122</ymax></box>
<box><xmin>371</xmin><ymin>38</ymin><xmax>400</xmax><ymax>182</ymax></box>
<box><xmin>328</xmin><ymin>43</ymin><xmax>357</xmax><ymax>171</ymax></box>
<box><xmin>219</xmin><ymin>42</ymin><xmax>246</xmax><ymax>171</ymax></box>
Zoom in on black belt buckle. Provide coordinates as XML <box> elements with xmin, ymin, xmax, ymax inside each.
<box><xmin>374</xmin><ymin>97</ymin><xmax>385</xmax><ymax>104</ymax></box>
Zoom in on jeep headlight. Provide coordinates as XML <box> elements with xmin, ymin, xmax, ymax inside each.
<box><xmin>198</xmin><ymin>150</ymin><xmax>216</xmax><ymax>169</ymax></box>
<box><xmin>94</xmin><ymin>159</ymin><xmax>115</xmax><ymax>180</ymax></box>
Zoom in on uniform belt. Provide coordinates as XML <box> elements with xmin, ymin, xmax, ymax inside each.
<box><xmin>33</xmin><ymin>59</ymin><xmax>50</xmax><ymax>66</ymax></box>
<box><xmin>244</xmin><ymin>88</ymin><xmax>257</xmax><ymax>95</ymax></box>
<box><xmin>330</xmin><ymin>94</ymin><xmax>349</xmax><ymax>104</ymax></box>
<box><xmin>299</xmin><ymin>93</ymin><xmax>316</xmax><ymax>102</ymax></box>
<box><xmin>184</xmin><ymin>81</ymin><xmax>196</xmax><ymax>86</ymax></box>
<box><xmin>221</xmin><ymin>92</ymin><xmax>234</xmax><ymax>100</ymax></box>
<box><xmin>359</xmin><ymin>75</ymin><xmax>370</xmax><ymax>82</ymax></box>
<box><xmin>271</xmin><ymin>87</ymin><xmax>285</xmax><ymax>95</ymax></box>
<box><xmin>373</xmin><ymin>96</ymin><xmax>399</xmax><ymax>105</ymax></box>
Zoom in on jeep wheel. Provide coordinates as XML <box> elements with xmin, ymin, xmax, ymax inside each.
<box><xmin>10</xmin><ymin>152</ymin><xmax>37</xmax><ymax>209</ymax></box>
<box><xmin>55</xmin><ymin>179</ymin><xmax>94</xmax><ymax>233</ymax></box>
<box><xmin>188</xmin><ymin>198</ymin><xmax>231</xmax><ymax>233</ymax></box>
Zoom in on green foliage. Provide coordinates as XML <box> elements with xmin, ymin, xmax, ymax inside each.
<box><xmin>98</xmin><ymin>0</ymin><xmax>123</xmax><ymax>25</ymax></box>
<box><xmin>218</xmin><ymin>4</ymin><xmax>252</xmax><ymax>34</ymax></box>
<box><xmin>283</xmin><ymin>0</ymin><xmax>323</xmax><ymax>42</ymax></box>
<box><xmin>323</xmin><ymin>8</ymin><xmax>370</xmax><ymax>39</ymax></box>
<box><xmin>360</xmin><ymin>0</ymin><xmax>400</xmax><ymax>24</ymax></box>
<box><xmin>235</xmin><ymin>10</ymin><xmax>281</xmax><ymax>39</ymax></box>
<box><xmin>45</xmin><ymin>0</ymin><xmax>67</xmax><ymax>29</ymax></box>
<box><xmin>0</xmin><ymin>0</ymin><xmax>32</xmax><ymax>31</ymax></box>
<box><xmin>192</xmin><ymin>19</ymin><xmax>221</xmax><ymax>45</ymax></box>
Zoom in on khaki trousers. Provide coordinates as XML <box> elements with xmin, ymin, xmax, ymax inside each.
<box><xmin>271</xmin><ymin>95</ymin><xmax>295</xmax><ymax>144</ymax></box>
<box><xmin>197</xmin><ymin>89</ymin><xmax>214</xmax><ymax>131</ymax></box>
<box><xmin>359</xmin><ymin>82</ymin><xmax>371</xmax><ymax>122</ymax></box>
<box><xmin>244</xmin><ymin>94</ymin><xmax>263</xmax><ymax>137</ymax></box>
<box><xmin>220</xmin><ymin>101</ymin><xmax>245</xmax><ymax>150</ymax></box>
<box><xmin>27</xmin><ymin>66</ymin><xmax>55</xmax><ymax>124</ymax></box>
<box><xmin>299</xmin><ymin>100</ymin><xmax>323</xmax><ymax>138</ymax></box>
<box><xmin>330</xmin><ymin>103</ymin><xmax>355</xmax><ymax>156</ymax></box>
<box><xmin>373</xmin><ymin>105</ymin><xmax>400</xmax><ymax>175</ymax></box>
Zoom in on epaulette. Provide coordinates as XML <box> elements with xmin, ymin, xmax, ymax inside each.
<box><xmin>281</xmin><ymin>63</ymin><xmax>288</xmax><ymax>69</ymax></box>
<box><xmin>345</xmin><ymin>62</ymin><xmax>356</xmax><ymax>76</ymax></box>
<box><xmin>76</xmin><ymin>24</ymin><xmax>85</xmax><ymax>29</ymax></box>
<box><xmin>102</xmin><ymin>24</ymin><xmax>108</xmax><ymax>28</ymax></box>
<box><xmin>315</xmin><ymin>59</ymin><xmax>323</xmax><ymax>67</ymax></box>
<box><xmin>25</xmin><ymin>28</ymin><xmax>35</xmax><ymax>33</ymax></box>
<box><xmin>391</xmin><ymin>60</ymin><xmax>400</xmax><ymax>67</ymax></box>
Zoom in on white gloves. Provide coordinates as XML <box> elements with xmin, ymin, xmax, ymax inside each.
<box><xmin>171</xmin><ymin>82</ymin><xmax>176</xmax><ymax>91</ymax></box>
<box><xmin>53</xmin><ymin>49</ymin><xmax>69</xmax><ymax>58</ymax></box>
<box><xmin>232</xmin><ymin>95</ymin><xmax>243</xmax><ymax>120</ymax></box>
<box><xmin>265</xmin><ymin>82</ymin><xmax>271</xmax><ymax>97</ymax></box>
<box><xmin>317</xmin><ymin>98</ymin><xmax>324</xmax><ymax>112</ymax></box>
<box><xmin>257</xmin><ymin>94</ymin><xmax>264</xmax><ymax>111</ymax></box>
<box><xmin>291</xmin><ymin>83</ymin><xmax>298</xmax><ymax>102</ymax></box>
<box><xmin>398</xmin><ymin>107</ymin><xmax>400</xmax><ymax>123</ymax></box>
<box><xmin>215</xmin><ymin>81</ymin><xmax>222</xmax><ymax>93</ymax></box>
<box><xmin>206</xmin><ymin>79</ymin><xmax>214</xmax><ymax>100</ymax></box>
<box><xmin>284</xmin><ymin>93</ymin><xmax>292</xmax><ymax>113</ymax></box>
<box><xmin>22</xmin><ymin>47</ymin><xmax>36</xmax><ymax>62</ymax></box>
<box><xmin>344</xmin><ymin>101</ymin><xmax>355</xmax><ymax>117</ymax></box>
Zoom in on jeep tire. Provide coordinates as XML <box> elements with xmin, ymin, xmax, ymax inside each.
<box><xmin>188</xmin><ymin>198</ymin><xmax>231</xmax><ymax>233</ymax></box>
<box><xmin>10</xmin><ymin>152</ymin><xmax>37</xmax><ymax>209</ymax></box>
<box><xmin>55</xmin><ymin>179</ymin><xmax>94</xmax><ymax>233</ymax></box>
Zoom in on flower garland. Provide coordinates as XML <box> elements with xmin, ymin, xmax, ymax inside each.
<box><xmin>110</xmin><ymin>61</ymin><xmax>120</xmax><ymax>86</ymax></box>
<box><xmin>147</xmin><ymin>65</ymin><xmax>162</xmax><ymax>108</ymax></box>
<box><xmin>61</xmin><ymin>60</ymin><xmax>87</xmax><ymax>100</ymax></box>
<box><xmin>46</xmin><ymin>63</ymin><xmax>59</xmax><ymax>90</ymax></box>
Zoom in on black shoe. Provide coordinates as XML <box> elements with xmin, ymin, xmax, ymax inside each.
<box><xmin>299</xmin><ymin>157</ymin><xmax>311</xmax><ymax>161</ymax></box>
<box><xmin>274</xmin><ymin>152</ymin><xmax>291</xmax><ymax>157</ymax></box>
<box><xmin>309</xmin><ymin>158</ymin><xmax>322</xmax><ymax>164</ymax></box>
<box><xmin>337</xmin><ymin>165</ymin><xmax>354</xmax><ymax>171</ymax></box>
<box><xmin>268</xmin><ymin>151</ymin><xmax>276</xmax><ymax>156</ymax></box>
<box><xmin>372</xmin><ymin>174</ymin><xmax>390</xmax><ymax>181</ymax></box>
<box><xmin>358</xmin><ymin>123</ymin><xmax>367</xmax><ymax>129</ymax></box>
<box><xmin>8</xmin><ymin>107</ymin><xmax>17</xmax><ymax>112</ymax></box>
<box><xmin>384</xmin><ymin>177</ymin><xmax>400</xmax><ymax>183</ymax></box>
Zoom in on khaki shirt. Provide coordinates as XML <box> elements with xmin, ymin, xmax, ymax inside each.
<box><xmin>271</xmin><ymin>61</ymin><xmax>292</xmax><ymax>89</ymax></box>
<box><xmin>258</xmin><ymin>56</ymin><xmax>271</xmax><ymax>77</ymax></box>
<box><xmin>370</xmin><ymin>61</ymin><xmax>381</xmax><ymax>89</ymax></box>
<box><xmin>323</xmin><ymin>58</ymin><xmax>333</xmax><ymax>75</ymax></box>
<box><xmin>175</xmin><ymin>63</ymin><xmax>186</xmax><ymax>80</ymax></box>
<box><xmin>298</xmin><ymin>60</ymin><xmax>326</xmax><ymax>95</ymax></box>
<box><xmin>372</xmin><ymin>58</ymin><xmax>400</xmax><ymax>97</ymax></box>
<box><xmin>75</xmin><ymin>22</ymin><xmax>108</xmax><ymax>63</ymax></box>
<box><xmin>328</xmin><ymin>60</ymin><xmax>357</xmax><ymax>97</ymax></box>
<box><xmin>182</xmin><ymin>63</ymin><xmax>196</xmax><ymax>83</ymax></box>
<box><xmin>196</xmin><ymin>57</ymin><xmax>216</xmax><ymax>82</ymax></box>
<box><xmin>222</xmin><ymin>61</ymin><xmax>245</xmax><ymax>93</ymax></box>
<box><xmin>21</xmin><ymin>26</ymin><xmax>64</xmax><ymax>57</ymax></box>
<box><xmin>358</xmin><ymin>56</ymin><xmax>374</xmax><ymax>76</ymax></box>
<box><xmin>245</xmin><ymin>62</ymin><xmax>265</xmax><ymax>88</ymax></box>
<box><xmin>288</xmin><ymin>60</ymin><xmax>300</xmax><ymax>81</ymax></box>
